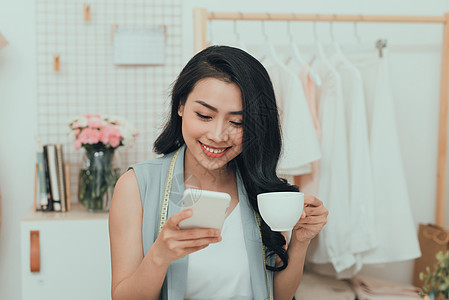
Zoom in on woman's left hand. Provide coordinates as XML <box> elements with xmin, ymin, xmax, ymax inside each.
<box><xmin>292</xmin><ymin>196</ymin><xmax>328</xmax><ymax>244</ymax></box>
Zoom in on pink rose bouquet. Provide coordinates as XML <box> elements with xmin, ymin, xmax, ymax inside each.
<box><xmin>69</xmin><ymin>114</ymin><xmax>139</xmax><ymax>150</ymax></box>
<box><xmin>69</xmin><ymin>114</ymin><xmax>139</xmax><ymax>211</ymax></box>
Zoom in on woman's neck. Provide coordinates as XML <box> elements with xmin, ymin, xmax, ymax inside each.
<box><xmin>183</xmin><ymin>147</ymin><xmax>235</xmax><ymax>190</ymax></box>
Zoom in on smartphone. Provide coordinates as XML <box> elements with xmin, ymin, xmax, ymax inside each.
<box><xmin>178</xmin><ymin>189</ymin><xmax>231</xmax><ymax>230</ymax></box>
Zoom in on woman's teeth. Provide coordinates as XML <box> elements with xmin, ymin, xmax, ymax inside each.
<box><xmin>201</xmin><ymin>143</ymin><xmax>228</xmax><ymax>154</ymax></box>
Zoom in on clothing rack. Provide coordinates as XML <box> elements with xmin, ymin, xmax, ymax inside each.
<box><xmin>193</xmin><ymin>8</ymin><xmax>449</xmax><ymax>227</ymax></box>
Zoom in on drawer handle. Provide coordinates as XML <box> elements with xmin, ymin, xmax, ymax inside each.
<box><xmin>30</xmin><ymin>230</ymin><xmax>40</xmax><ymax>272</ymax></box>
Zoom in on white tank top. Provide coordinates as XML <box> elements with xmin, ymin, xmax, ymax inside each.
<box><xmin>184</xmin><ymin>203</ymin><xmax>253</xmax><ymax>300</ymax></box>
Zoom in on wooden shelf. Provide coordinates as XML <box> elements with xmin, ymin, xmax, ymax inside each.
<box><xmin>22</xmin><ymin>202</ymin><xmax>108</xmax><ymax>222</ymax></box>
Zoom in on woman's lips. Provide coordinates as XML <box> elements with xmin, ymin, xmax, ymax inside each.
<box><xmin>199</xmin><ymin>141</ymin><xmax>231</xmax><ymax>158</ymax></box>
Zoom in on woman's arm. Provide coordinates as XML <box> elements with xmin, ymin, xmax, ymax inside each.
<box><xmin>273</xmin><ymin>196</ymin><xmax>328</xmax><ymax>300</ymax></box>
<box><xmin>109</xmin><ymin>169</ymin><xmax>168</xmax><ymax>299</ymax></box>
<box><xmin>273</xmin><ymin>239</ymin><xmax>310</xmax><ymax>300</ymax></box>
<box><xmin>109</xmin><ymin>169</ymin><xmax>223</xmax><ymax>299</ymax></box>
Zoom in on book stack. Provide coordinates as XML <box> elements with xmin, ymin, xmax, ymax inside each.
<box><xmin>35</xmin><ymin>139</ymin><xmax>70</xmax><ymax>212</ymax></box>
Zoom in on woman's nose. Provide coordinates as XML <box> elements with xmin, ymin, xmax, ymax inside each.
<box><xmin>208</xmin><ymin>121</ymin><xmax>229</xmax><ymax>142</ymax></box>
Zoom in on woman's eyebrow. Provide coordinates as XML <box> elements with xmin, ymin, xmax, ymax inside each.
<box><xmin>195</xmin><ymin>100</ymin><xmax>243</xmax><ymax>115</ymax></box>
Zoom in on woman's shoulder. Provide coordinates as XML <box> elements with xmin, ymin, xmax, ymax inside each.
<box><xmin>129</xmin><ymin>146</ymin><xmax>184</xmax><ymax>173</ymax></box>
<box><xmin>130</xmin><ymin>146</ymin><xmax>183</xmax><ymax>168</ymax></box>
<box><xmin>130</xmin><ymin>155</ymin><xmax>165</xmax><ymax>169</ymax></box>
<box><xmin>114</xmin><ymin>157</ymin><xmax>164</xmax><ymax>207</ymax></box>
<box><xmin>127</xmin><ymin>153</ymin><xmax>177</xmax><ymax>191</ymax></box>
<box><xmin>127</xmin><ymin>156</ymin><xmax>165</xmax><ymax>188</ymax></box>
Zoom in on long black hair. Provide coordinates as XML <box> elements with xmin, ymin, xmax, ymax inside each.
<box><xmin>154</xmin><ymin>45</ymin><xmax>299</xmax><ymax>272</ymax></box>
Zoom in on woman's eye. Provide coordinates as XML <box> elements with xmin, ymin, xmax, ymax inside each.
<box><xmin>196</xmin><ymin>112</ymin><xmax>211</xmax><ymax>120</ymax></box>
<box><xmin>230</xmin><ymin>121</ymin><xmax>243</xmax><ymax>127</ymax></box>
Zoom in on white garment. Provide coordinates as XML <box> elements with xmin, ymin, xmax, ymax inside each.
<box><xmin>307</xmin><ymin>52</ymin><xmax>380</xmax><ymax>279</ymax></box>
<box><xmin>184</xmin><ymin>203</ymin><xmax>253</xmax><ymax>300</ymax></box>
<box><xmin>261</xmin><ymin>57</ymin><xmax>321</xmax><ymax>176</ymax></box>
<box><xmin>306</xmin><ymin>55</ymin><xmax>354</xmax><ymax>274</ymax></box>
<box><xmin>343</xmin><ymin>47</ymin><xmax>420</xmax><ymax>264</ymax></box>
<box><xmin>329</xmin><ymin>52</ymin><xmax>378</xmax><ymax>255</ymax></box>
<box><xmin>325</xmin><ymin>52</ymin><xmax>379</xmax><ymax>278</ymax></box>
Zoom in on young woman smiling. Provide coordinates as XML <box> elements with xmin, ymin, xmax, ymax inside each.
<box><xmin>109</xmin><ymin>45</ymin><xmax>328</xmax><ymax>300</ymax></box>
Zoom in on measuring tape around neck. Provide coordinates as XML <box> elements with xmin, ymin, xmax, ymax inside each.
<box><xmin>157</xmin><ymin>147</ymin><xmax>181</xmax><ymax>235</ymax></box>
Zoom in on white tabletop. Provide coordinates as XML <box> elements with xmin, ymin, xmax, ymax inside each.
<box><xmin>22</xmin><ymin>202</ymin><xmax>109</xmax><ymax>222</ymax></box>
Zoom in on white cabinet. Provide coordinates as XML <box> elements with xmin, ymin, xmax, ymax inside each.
<box><xmin>21</xmin><ymin>203</ymin><xmax>111</xmax><ymax>300</ymax></box>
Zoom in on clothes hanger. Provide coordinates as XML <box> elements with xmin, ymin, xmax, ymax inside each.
<box><xmin>353</xmin><ymin>15</ymin><xmax>363</xmax><ymax>44</ymax></box>
<box><xmin>258</xmin><ymin>14</ymin><xmax>285</xmax><ymax>67</ymax></box>
<box><xmin>313</xmin><ymin>14</ymin><xmax>327</xmax><ymax>61</ymax></box>
<box><xmin>328</xmin><ymin>14</ymin><xmax>342</xmax><ymax>56</ymax></box>
<box><xmin>285</xmin><ymin>18</ymin><xmax>322</xmax><ymax>86</ymax></box>
<box><xmin>375</xmin><ymin>39</ymin><xmax>388</xmax><ymax>58</ymax></box>
<box><xmin>234</xmin><ymin>13</ymin><xmax>248</xmax><ymax>51</ymax></box>
<box><xmin>309</xmin><ymin>13</ymin><xmax>339</xmax><ymax>87</ymax></box>
<box><xmin>285</xmin><ymin>19</ymin><xmax>306</xmax><ymax>67</ymax></box>
<box><xmin>309</xmin><ymin>14</ymin><xmax>327</xmax><ymax>66</ymax></box>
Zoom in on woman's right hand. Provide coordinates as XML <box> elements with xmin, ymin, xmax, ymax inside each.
<box><xmin>149</xmin><ymin>209</ymin><xmax>222</xmax><ymax>266</ymax></box>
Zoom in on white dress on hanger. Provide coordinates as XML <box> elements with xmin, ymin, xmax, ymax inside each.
<box><xmin>305</xmin><ymin>54</ymin><xmax>355</xmax><ymax>274</ymax></box>
<box><xmin>342</xmin><ymin>46</ymin><xmax>420</xmax><ymax>264</ymax></box>
<box><xmin>260</xmin><ymin>56</ymin><xmax>321</xmax><ymax>177</ymax></box>
<box><xmin>328</xmin><ymin>51</ymin><xmax>378</xmax><ymax>254</ymax></box>
<box><xmin>306</xmin><ymin>50</ymin><xmax>380</xmax><ymax>279</ymax></box>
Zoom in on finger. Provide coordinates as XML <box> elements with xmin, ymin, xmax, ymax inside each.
<box><xmin>175</xmin><ymin>228</ymin><xmax>221</xmax><ymax>241</ymax></box>
<box><xmin>177</xmin><ymin>236</ymin><xmax>222</xmax><ymax>249</ymax></box>
<box><xmin>303</xmin><ymin>206</ymin><xmax>327</xmax><ymax>216</ymax></box>
<box><xmin>297</xmin><ymin>213</ymin><xmax>327</xmax><ymax>223</ymax></box>
<box><xmin>297</xmin><ymin>216</ymin><xmax>327</xmax><ymax>225</ymax></box>
<box><xmin>294</xmin><ymin>223</ymin><xmax>325</xmax><ymax>232</ymax></box>
<box><xmin>184</xmin><ymin>244</ymin><xmax>210</xmax><ymax>255</ymax></box>
<box><xmin>166</xmin><ymin>209</ymin><xmax>193</xmax><ymax>228</ymax></box>
<box><xmin>304</xmin><ymin>196</ymin><xmax>323</xmax><ymax>207</ymax></box>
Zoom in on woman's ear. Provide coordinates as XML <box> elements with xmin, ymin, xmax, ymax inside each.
<box><xmin>178</xmin><ymin>104</ymin><xmax>184</xmax><ymax>117</ymax></box>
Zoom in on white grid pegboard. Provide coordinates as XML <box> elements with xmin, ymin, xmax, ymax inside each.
<box><xmin>36</xmin><ymin>0</ymin><xmax>183</xmax><ymax>203</ymax></box>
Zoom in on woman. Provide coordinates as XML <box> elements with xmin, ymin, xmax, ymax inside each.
<box><xmin>109</xmin><ymin>45</ymin><xmax>328</xmax><ymax>300</ymax></box>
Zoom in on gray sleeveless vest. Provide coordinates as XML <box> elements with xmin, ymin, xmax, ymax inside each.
<box><xmin>130</xmin><ymin>144</ymin><xmax>274</xmax><ymax>300</ymax></box>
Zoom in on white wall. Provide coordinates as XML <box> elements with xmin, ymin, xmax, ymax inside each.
<box><xmin>1</xmin><ymin>0</ymin><xmax>449</xmax><ymax>299</ymax></box>
<box><xmin>0</xmin><ymin>1</ymin><xmax>37</xmax><ymax>299</ymax></box>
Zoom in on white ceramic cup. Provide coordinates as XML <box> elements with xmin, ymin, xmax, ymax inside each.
<box><xmin>257</xmin><ymin>191</ymin><xmax>304</xmax><ymax>231</ymax></box>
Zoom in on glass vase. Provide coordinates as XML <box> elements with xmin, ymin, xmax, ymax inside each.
<box><xmin>78</xmin><ymin>145</ymin><xmax>121</xmax><ymax>212</ymax></box>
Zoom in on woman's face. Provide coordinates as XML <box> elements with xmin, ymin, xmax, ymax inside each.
<box><xmin>179</xmin><ymin>77</ymin><xmax>244</xmax><ymax>172</ymax></box>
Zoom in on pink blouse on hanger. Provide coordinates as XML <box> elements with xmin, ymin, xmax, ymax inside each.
<box><xmin>290</xmin><ymin>64</ymin><xmax>321</xmax><ymax>197</ymax></box>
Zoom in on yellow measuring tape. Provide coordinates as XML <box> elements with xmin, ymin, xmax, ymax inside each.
<box><xmin>158</xmin><ymin>147</ymin><xmax>181</xmax><ymax>235</ymax></box>
<box><xmin>157</xmin><ymin>146</ymin><xmax>271</xmax><ymax>299</ymax></box>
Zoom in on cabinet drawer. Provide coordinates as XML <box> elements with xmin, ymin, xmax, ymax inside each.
<box><xmin>21</xmin><ymin>218</ymin><xmax>111</xmax><ymax>300</ymax></box>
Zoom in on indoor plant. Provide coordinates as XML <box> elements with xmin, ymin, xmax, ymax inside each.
<box><xmin>420</xmin><ymin>250</ymin><xmax>449</xmax><ymax>300</ymax></box>
<box><xmin>69</xmin><ymin>114</ymin><xmax>139</xmax><ymax>211</ymax></box>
